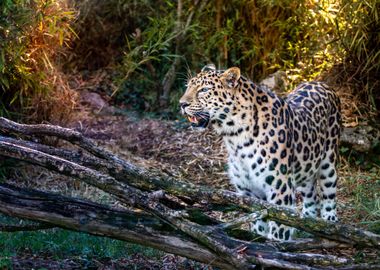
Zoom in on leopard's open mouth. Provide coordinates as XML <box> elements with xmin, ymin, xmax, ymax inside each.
<box><xmin>186</xmin><ymin>113</ymin><xmax>210</xmax><ymax>128</ymax></box>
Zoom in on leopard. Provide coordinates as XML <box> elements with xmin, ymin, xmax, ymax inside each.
<box><xmin>179</xmin><ymin>64</ymin><xmax>341</xmax><ymax>241</ymax></box>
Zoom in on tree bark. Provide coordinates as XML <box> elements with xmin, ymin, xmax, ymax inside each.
<box><xmin>340</xmin><ymin>125</ymin><xmax>380</xmax><ymax>152</ymax></box>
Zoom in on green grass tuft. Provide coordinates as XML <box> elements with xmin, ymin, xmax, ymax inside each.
<box><xmin>341</xmin><ymin>170</ymin><xmax>380</xmax><ymax>233</ymax></box>
<box><xmin>0</xmin><ymin>228</ymin><xmax>163</xmax><ymax>260</ymax></box>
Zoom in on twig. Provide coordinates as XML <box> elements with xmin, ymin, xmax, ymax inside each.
<box><xmin>218</xmin><ymin>212</ymin><xmax>265</xmax><ymax>230</ymax></box>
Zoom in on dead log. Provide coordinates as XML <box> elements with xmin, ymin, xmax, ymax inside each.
<box><xmin>0</xmin><ymin>117</ymin><xmax>379</xmax><ymax>269</ymax></box>
<box><xmin>2</xmin><ymin>117</ymin><xmax>378</xmax><ymax>248</ymax></box>
<box><xmin>0</xmin><ymin>183</ymin><xmax>233</xmax><ymax>270</ymax></box>
<box><xmin>0</xmin><ymin>184</ymin><xmax>358</xmax><ymax>270</ymax></box>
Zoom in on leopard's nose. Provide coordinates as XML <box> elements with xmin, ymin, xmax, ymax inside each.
<box><xmin>180</xmin><ymin>102</ymin><xmax>190</xmax><ymax>110</ymax></box>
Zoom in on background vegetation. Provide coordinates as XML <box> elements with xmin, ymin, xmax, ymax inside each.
<box><xmin>1</xmin><ymin>0</ymin><xmax>379</xmax><ymax>120</ymax></box>
<box><xmin>0</xmin><ymin>0</ymin><xmax>77</xmax><ymax>123</ymax></box>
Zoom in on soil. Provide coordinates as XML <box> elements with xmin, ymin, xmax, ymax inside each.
<box><xmin>69</xmin><ymin>93</ymin><xmax>231</xmax><ymax>189</ymax></box>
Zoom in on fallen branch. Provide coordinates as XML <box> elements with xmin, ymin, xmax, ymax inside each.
<box><xmin>0</xmin><ymin>128</ymin><xmax>253</xmax><ymax>269</ymax></box>
<box><xmin>0</xmin><ymin>184</ymin><xmax>356</xmax><ymax>270</ymax></box>
<box><xmin>0</xmin><ymin>117</ymin><xmax>379</xmax><ymax>269</ymax></box>
<box><xmin>2</xmin><ymin>134</ymin><xmax>379</xmax><ymax>249</ymax></box>
<box><xmin>0</xmin><ymin>183</ymin><xmax>233</xmax><ymax>270</ymax></box>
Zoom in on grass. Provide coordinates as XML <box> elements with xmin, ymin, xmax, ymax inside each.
<box><xmin>0</xmin><ymin>227</ymin><xmax>163</xmax><ymax>261</ymax></box>
<box><xmin>339</xmin><ymin>165</ymin><xmax>380</xmax><ymax>233</ymax></box>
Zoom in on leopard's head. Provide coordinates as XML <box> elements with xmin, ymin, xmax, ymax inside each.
<box><xmin>179</xmin><ymin>64</ymin><xmax>241</xmax><ymax>128</ymax></box>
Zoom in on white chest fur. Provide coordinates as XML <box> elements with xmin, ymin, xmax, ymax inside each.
<box><xmin>223</xmin><ymin>136</ymin><xmax>273</xmax><ymax>200</ymax></box>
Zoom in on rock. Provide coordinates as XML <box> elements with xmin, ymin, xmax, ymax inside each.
<box><xmin>259</xmin><ymin>70</ymin><xmax>287</xmax><ymax>96</ymax></box>
<box><xmin>341</xmin><ymin>125</ymin><xmax>380</xmax><ymax>152</ymax></box>
<box><xmin>80</xmin><ymin>90</ymin><xmax>115</xmax><ymax>115</ymax></box>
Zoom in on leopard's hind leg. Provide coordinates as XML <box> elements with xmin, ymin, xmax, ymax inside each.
<box><xmin>318</xmin><ymin>110</ymin><xmax>340</xmax><ymax>222</ymax></box>
<box><xmin>318</xmin><ymin>151</ymin><xmax>338</xmax><ymax>222</ymax></box>
<box><xmin>264</xmin><ymin>179</ymin><xmax>296</xmax><ymax>241</ymax></box>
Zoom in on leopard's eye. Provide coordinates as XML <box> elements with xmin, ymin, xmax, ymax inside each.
<box><xmin>198</xmin><ymin>87</ymin><xmax>209</xmax><ymax>93</ymax></box>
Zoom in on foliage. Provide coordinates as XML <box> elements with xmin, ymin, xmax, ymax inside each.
<box><xmin>99</xmin><ymin>0</ymin><xmax>377</xmax><ymax>115</ymax></box>
<box><xmin>333</xmin><ymin>0</ymin><xmax>380</xmax><ymax>111</ymax></box>
<box><xmin>115</xmin><ymin>1</ymin><xmax>335</xmax><ymax>107</ymax></box>
<box><xmin>66</xmin><ymin>0</ymin><xmax>160</xmax><ymax>70</ymax></box>
<box><xmin>113</xmin><ymin>0</ymin><xmax>342</xmax><ymax>113</ymax></box>
<box><xmin>1</xmin><ymin>0</ymin><xmax>379</xmax><ymax>117</ymax></box>
<box><xmin>0</xmin><ymin>0</ymin><xmax>77</xmax><ymax>122</ymax></box>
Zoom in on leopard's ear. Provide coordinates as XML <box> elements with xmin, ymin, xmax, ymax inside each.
<box><xmin>201</xmin><ymin>64</ymin><xmax>216</xmax><ymax>72</ymax></box>
<box><xmin>221</xmin><ymin>67</ymin><xmax>240</xmax><ymax>88</ymax></box>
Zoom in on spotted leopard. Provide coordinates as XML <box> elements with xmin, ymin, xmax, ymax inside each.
<box><xmin>179</xmin><ymin>64</ymin><xmax>341</xmax><ymax>241</ymax></box>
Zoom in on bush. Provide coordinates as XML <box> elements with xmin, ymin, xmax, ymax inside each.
<box><xmin>0</xmin><ymin>0</ymin><xmax>77</xmax><ymax>123</ymax></box>
<box><xmin>65</xmin><ymin>0</ymin><xmax>159</xmax><ymax>71</ymax></box>
<box><xmin>46</xmin><ymin>0</ymin><xmax>379</xmax><ymax>117</ymax></box>
<box><xmin>114</xmin><ymin>0</ymin><xmax>343</xmax><ymax>113</ymax></box>
<box><xmin>333</xmin><ymin>0</ymin><xmax>380</xmax><ymax>111</ymax></box>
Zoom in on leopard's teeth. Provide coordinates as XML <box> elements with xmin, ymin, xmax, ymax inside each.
<box><xmin>187</xmin><ymin>116</ymin><xmax>198</xmax><ymax>123</ymax></box>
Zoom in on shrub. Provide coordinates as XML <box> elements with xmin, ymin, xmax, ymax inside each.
<box><xmin>115</xmin><ymin>0</ymin><xmax>343</xmax><ymax>113</ymax></box>
<box><xmin>66</xmin><ymin>0</ymin><xmax>379</xmax><ymax>116</ymax></box>
<box><xmin>0</xmin><ymin>0</ymin><xmax>77</xmax><ymax>123</ymax></box>
<box><xmin>333</xmin><ymin>0</ymin><xmax>380</xmax><ymax>111</ymax></box>
<box><xmin>65</xmin><ymin>0</ymin><xmax>159</xmax><ymax>71</ymax></box>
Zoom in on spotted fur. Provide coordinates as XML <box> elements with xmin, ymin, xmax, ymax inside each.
<box><xmin>179</xmin><ymin>65</ymin><xmax>341</xmax><ymax>241</ymax></box>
